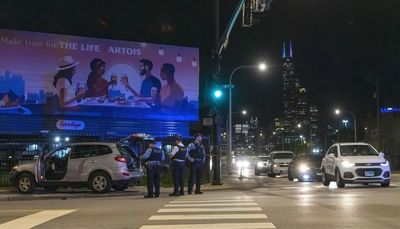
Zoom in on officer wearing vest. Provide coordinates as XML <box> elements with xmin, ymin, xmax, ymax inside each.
<box><xmin>187</xmin><ymin>133</ymin><xmax>206</xmax><ymax>194</ymax></box>
<box><xmin>141</xmin><ymin>140</ymin><xmax>165</xmax><ymax>198</ymax></box>
<box><xmin>169</xmin><ymin>136</ymin><xmax>187</xmax><ymax>196</ymax></box>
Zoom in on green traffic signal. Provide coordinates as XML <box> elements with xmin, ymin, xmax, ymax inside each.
<box><xmin>214</xmin><ymin>89</ymin><xmax>223</xmax><ymax>98</ymax></box>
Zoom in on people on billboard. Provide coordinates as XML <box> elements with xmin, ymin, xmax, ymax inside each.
<box><xmin>121</xmin><ymin>59</ymin><xmax>161</xmax><ymax>98</ymax></box>
<box><xmin>86</xmin><ymin>58</ymin><xmax>116</xmax><ymax>98</ymax></box>
<box><xmin>0</xmin><ymin>93</ymin><xmax>18</xmax><ymax>108</ymax></box>
<box><xmin>159</xmin><ymin>63</ymin><xmax>184</xmax><ymax>107</ymax></box>
<box><xmin>134</xmin><ymin>86</ymin><xmax>161</xmax><ymax>109</ymax></box>
<box><xmin>52</xmin><ymin>56</ymin><xmax>84</xmax><ymax>108</ymax></box>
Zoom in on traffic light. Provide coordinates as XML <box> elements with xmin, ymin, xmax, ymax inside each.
<box><xmin>213</xmin><ymin>89</ymin><xmax>223</xmax><ymax>99</ymax></box>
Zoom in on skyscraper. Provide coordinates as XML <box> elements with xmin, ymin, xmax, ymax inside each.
<box><xmin>270</xmin><ymin>41</ymin><xmax>320</xmax><ymax>150</ymax></box>
<box><xmin>282</xmin><ymin>41</ymin><xmax>302</xmax><ymax>144</ymax></box>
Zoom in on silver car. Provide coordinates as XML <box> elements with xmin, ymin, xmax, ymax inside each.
<box><xmin>266</xmin><ymin>151</ymin><xmax>294</xmax><ymax>177</ymax></box>
<box><xmin>9</xmin><ymin>142</ymin><xmax>143</xmax><ymax>194</ymax></box>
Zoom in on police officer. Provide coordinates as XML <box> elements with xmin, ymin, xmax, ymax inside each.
<box><xmin>141</xmin><ymin>140</ymin><xmax>165</xmax><ymax>198</ymax></box>
<box><xmin>169</xmin><ymin>136</ymin><xmax>186</xmax><ymax>196</ymax></box>
<box><xmin>187</xmin><ymin>133</ymin><xmax>206</xmax><ymax>194</ymax></box>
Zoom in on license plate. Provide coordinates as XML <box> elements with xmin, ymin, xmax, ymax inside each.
<box><xmin>365</xmin><ymin>171</ymin><xmax>374</xmax><ymax>177</ymax></box>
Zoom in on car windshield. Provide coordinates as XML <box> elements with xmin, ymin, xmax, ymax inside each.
<box><xmin>340</xmin><ymin>145</ymin><xmax>378</xmax><ymax>156</ymax></box>
<box><xmin>272</xmin><ymin>153</ymin><xmax>293</xmax><ymax>159</ymax></box>
<box><xmin>302</xmin><ymin>155</ymin><xmax>323</xmax><ymax>162</ymax></box>
<box><xmin>258</xmin><ymin>157</ymin><xmax>269</xmax><ymax>161</ymax></box>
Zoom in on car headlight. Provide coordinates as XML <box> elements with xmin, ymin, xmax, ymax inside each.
<box><xmin>237</xmin><ymin>160</ymin><xmax>249</xmax><ymax>168</ymax></box>
<box><xmin>299</xmin><ymin>164</ymin><xmax>310</xmax><ymax>173</ymax></box>
<box><xmin>12</xmin><ymin>165</ymin><xmax>19</xmax><ymax>170</ymax></box>
<box><xmin>273</xmin><ymin>163</ymin><xmax>278</xmax><ymax>167</ymax></box>
<box><xmin>257</xmin><ymin>161</ymin><xmax>263</xmax><ymax>168</ymax></box>
<box><xmin>380</xmin><ymin>160</ymin><xmax>389</xmax><ymax>166</ymax></box>
<box><xmin>341</xmin><ymin>161</ymin><xmax>355</xmax><ymax>168</ymax></box>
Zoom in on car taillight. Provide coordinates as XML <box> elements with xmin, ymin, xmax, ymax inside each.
<box><xmin>114</xmin><ymin>156</ymin><xmax>127</xmax><ymax>163</ymax></box>
<box><xmin>122</xmin><ymin>172</ymin><xmax>130</xmax><ymax>176</ymax></box>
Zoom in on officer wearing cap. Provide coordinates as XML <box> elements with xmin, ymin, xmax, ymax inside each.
<box><xmin>187</xmin><ymin>133</ymin><xmax>206</xmax><ymax>194</ymax></box>
<box><xmin>169</xmin><ymin>136</ymin><xmax>186</xmax><ymax>196</ymax></box>
<box><xmin>141</xmin><ymin>140</ymin><xmax>165</xmax><ymax>198</ymax></box>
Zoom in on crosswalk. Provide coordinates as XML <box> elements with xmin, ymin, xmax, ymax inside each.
<box><xmin>0</xmin><ymin>210</ymin><xmax>76</xmax><ymax>229</ymax></box>
<box><xmin>140</xmin><ymin>191</ymin><xmax>277</xmax><ymax>229</ymax></box>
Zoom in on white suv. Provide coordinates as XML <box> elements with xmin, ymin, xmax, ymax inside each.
<box><xmin>10</xmin><ymin>142</ymin><xmax>143</xmax><ymax>194</ymax></box>
<box><xmin>321</xmin><ymin>142</ymin><xmax>391</xmax><ymax>188</ymax></box>
<box><xmin>266</xmin><ymin>151</ymin><xmax>294</xmax><ymax>177</ymax></box>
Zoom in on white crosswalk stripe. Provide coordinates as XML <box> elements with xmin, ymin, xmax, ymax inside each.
<box><xmin>149</xmin><ymin>214</ymin><xmax>268</xmax><ymax>220</ymax></box>
<box><xmin>164</xmin><ymin>202</ymin><xmax>258</xmax><ymax>207</ymax></box>
<box><xmin>0</xmin><ymin>210</ymin><xmax>76</xmax><ymax>229</ymax></box>
<box><xmin>140</xmin><ymin>222</ymin><xmax>276</xmax><ymax>229</ymax></box>
<box><xmin>158</xmin><ymin>207</ymin><xmax>263</xmax><ymax>212</ymax></box>
<box><xmin>140</xmin><ymin>191</ymin><xmax>277</xmax><ymax>229</ymax></box>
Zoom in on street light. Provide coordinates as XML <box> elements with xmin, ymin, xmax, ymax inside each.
<box><xmin>335</xmin><ymin>109</ymin><xmax>357</xmax><ymax>142</ymax></box>
<box><xmin>342</xmin><ymin>119</ymin><xmax>348</xmax><ymax>128</ymax></box>
<box><xmin>228</xmin><ymin>63</ymin><xmax>267</xmax><ymax>174</ymax></box>
<box><xmin>242</xmin><ymin>110</ymin><xmax>247</xmax><ymax>115</ymax></box>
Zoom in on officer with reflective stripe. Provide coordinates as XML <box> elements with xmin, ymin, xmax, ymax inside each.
<box><xmin>187</xmin><ymin>133</ymin><xmax>206</xmax><ymax>194</ymax></box>
<box><xmin>141</xmin><ymin>140</ymin><xmax>165</xmax><ymax>198</ymax></box>
<box><xmin>169</xmin><ymin>136</ymin><xmax>187</xmax><ymax>196</ymax></box>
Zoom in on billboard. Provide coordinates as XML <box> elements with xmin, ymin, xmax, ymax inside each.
<box><xmin>0</xmin><ymin>29</ymin><xmax>199</xmax><ymax>121</ymax></box>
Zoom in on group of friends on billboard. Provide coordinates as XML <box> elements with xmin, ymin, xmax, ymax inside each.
<box><xmin>50</xmin><ymin>56</ymin><xmax>184</xmax><ymax>110</ymax></box>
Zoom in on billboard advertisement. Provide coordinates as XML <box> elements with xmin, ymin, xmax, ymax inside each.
<box><xmin>0</xmin><ymin>29</ymin><xmax>199</xmax><ymax>121</ymax></box>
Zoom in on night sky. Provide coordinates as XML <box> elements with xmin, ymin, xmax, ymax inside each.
<box><xmin>1</xmin><ymin>0</ymin><xmax>399</xmax><ymax>130</ymax></box>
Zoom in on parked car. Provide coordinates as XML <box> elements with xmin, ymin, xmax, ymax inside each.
<box><xmin>254</xmin><ymin>156</ymin><xmax>270</xmax><ymax>176</ymax></box>
<box><xmin>266</xmin><ymin>151</ymin><xmax>294</xmax><ymax>177</ymax></box>
<box><xmin>288</xmin><ymin>154</ymin><xmax>323</xmax><ymax>182</ymax></box>
<box><xmin>9</xmin><ymin>142</ymin><xmax>143</xmax><ymax>194</ymax></box>
<box><xmin>321</xmin><ymin>142</ymin><xmax>391</xmax><ymax>188</ymax></box>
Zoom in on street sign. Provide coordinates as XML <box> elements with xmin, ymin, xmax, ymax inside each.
<box><xmin>235</xmin><ymin>124</ymin><xmax>249</xmax><ymax>134</ymax></box>
<box><xmin>222</xmin><ymin>84</ymin><xmax>235</xmax><ymax>89</ymax></box>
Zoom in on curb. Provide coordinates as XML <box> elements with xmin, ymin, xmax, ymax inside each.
<box><xmin>0</xmin><ymin>182</ymin><xmax>234</xmax><ymax>201</ymax></box>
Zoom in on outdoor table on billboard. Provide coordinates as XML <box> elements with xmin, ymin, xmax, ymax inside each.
<box><xmin>0</xmin><ymin>29</ymin><xmax>199</xmax><ymax>121</ymax></box>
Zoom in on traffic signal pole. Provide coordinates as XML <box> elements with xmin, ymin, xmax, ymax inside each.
<box><xmin>211</xmin><ymin>0</ymin><xmax>246</xmax><ymax>185</ymax></box>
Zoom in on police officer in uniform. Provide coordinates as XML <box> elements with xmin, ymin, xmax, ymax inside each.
<box><xmin>141</xmin><ymin>140</ymin><xmax>165</xmax><ymax>198</ymax></box>
<box><xmin>169</xmin><ymin>136</ymin><xmax>186</xmax><ymax>196</ymax></box>
<box><xmin>187</xmin><ymin>133</ymin><xmax>206</xmax><ymax>194</ymax></box>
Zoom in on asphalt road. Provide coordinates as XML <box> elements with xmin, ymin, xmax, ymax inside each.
<box><xmin>1</xmin><ymin>171</ymin><xmax>400</xmax><ymax>229</ymax></box>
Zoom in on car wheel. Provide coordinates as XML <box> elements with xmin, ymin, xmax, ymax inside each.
<box><xmin>268</xmin><ymin>173</ymin><xmax>275</xmax><ymax>177</ymax></box>
<box><xmin>16</xmin><ymin>173</ymin><xmax>36</xmax><ymax>194</ymax></box>
<box><xmin>255</xmin><ymin>170</ymin><xmax>260</xmax><ymax>176</ymax></box>
<box><xmin>321</xmin><ymin>169</ymin><xmax>330</xmax><ymax>186</ymax></box>
<box><xmin>89</xmin><ymin>171</ymin><xmax>111</xmax><ymax>193</ymax></box>
<box><xmin>381</xmin><ymin>179</ymin><xmax>390</xmax><ymax>187</ymax></box>
<box><xmin>112</xmin><ymin>183</ymin><xmax>129</xmax><ymax>191</ymax></box>
<box><xmin>288</xmin><ymin>171</ymin><xmax>294</xmax><ymax>181</ymax></box>
<box><xmin>335</xmin><ymin>169</ymin><xmax>345</xmax><ymax>188</ymax></box>
<box><xmin>44</xmin><ymin>186</ymin><xmax>58</xmax><ymax>192</ymax></box>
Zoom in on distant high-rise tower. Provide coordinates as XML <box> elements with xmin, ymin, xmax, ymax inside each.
<box><xmin>269</xmin><ymin>41</ymin><xmax>320</xmax><ymax>151</ymax></box>
<box><xmin>282</xmin><ymin>41</ymin><xmax>302</xmax><ymax>144</ymax></box>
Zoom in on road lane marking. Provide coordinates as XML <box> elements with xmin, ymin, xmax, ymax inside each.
<box><xmin>0</xmin><ymin>210</ymin><xmax>76</xmax><ymax>229</ymax></box>
<box><xmin>158</xmin><ymin>207</ymin><xmax>262</xmax><ymax>213</ymax></box>
<box><xmin>149</xmin><ymin>213</ymin><xmax>268</xmax><ymax>220</ymax></box>
<box><xmin>169</xmin><ymin>199</ymin><xmax>255</xmax><ymax>204</ymax></box>
<box><xmin>164</xmin><ymin>203</ymin><xmax>258</xmax><ymax>207</ymax></box>
<box><xmin>140</xmin><ymin>222</ymin><xmax>276</xmax><ymax>229</ymax></box>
